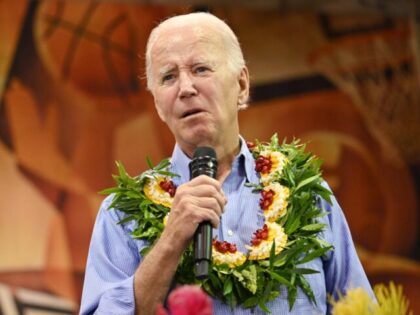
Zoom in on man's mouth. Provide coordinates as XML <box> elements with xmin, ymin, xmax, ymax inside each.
<box><xmin>181</xmin><ymin>109</ymin><xmax>204</xmax><ymax>118</ymax></box>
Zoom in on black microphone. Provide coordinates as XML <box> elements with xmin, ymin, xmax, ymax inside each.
<box><xmin>189</xmin><ymin>146</ymin><xmax>218</xmax><ymax>279</ymax></box>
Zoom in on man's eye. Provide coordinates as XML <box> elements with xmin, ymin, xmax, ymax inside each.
<box><xmin>194</xmin><ymin>66</ymin><xmax>209</xmax><ymax>74</ymax></box>
<box><xmin>162</xmin><ymin>74</ymin><xmax>175</xmax><ymax>82</ymax></box>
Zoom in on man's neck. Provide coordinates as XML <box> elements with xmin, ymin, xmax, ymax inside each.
<box><xmin>214</xmin><ymin>140</ymin><xmax>241</xmax><ymax>183</ymax></box>
<box><xmin>178</xmin><ymin>136</ymin><xmax>241</xmax><ymax>183</ymax></box>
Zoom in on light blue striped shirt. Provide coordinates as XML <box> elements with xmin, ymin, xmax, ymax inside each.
<box><xmin>80</xmin><ymin>138</ymin><xmax>373</xmax><ymax>314</ymax></box>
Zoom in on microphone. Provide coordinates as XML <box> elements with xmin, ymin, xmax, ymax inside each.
<box><xmin>189</xmin><ymin>146</ymin><xmax>218</xmax><ymax>279</ymax></box>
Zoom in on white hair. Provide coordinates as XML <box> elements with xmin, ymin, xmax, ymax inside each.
<box><xmin>145</xmin><ymin>12</ymin><xmax>246</xmax><ymax>92</ymax></box>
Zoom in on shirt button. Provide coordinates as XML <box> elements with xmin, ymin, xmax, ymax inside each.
<box><xmin>227</xmin><ymin>229</ymin><xmax>234</xmax><ymax>236</ymax></box>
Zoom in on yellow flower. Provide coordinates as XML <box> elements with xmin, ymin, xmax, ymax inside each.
<box><xmin>261</xmin><ymin>183</ymin><xmax>289</xmax><ymax>222</ymax></box>
<box><xmin>212</xmin><ymin>248</ymin><xmax>246</xmax><ymax>268</ymax></box>
<box><xmin>373</xmin><ymin>282</ymin><xmax>413</xmax><ymax>315</ymax></box>
<box><xmin>331</xmin><ymin>288</ymin><xmax>374</xmax><ymax>315</ymax></box>
<box><xmin>247</xmin><ymin>222</ymin><xmax>288</xmax><ymax>260</ymax></box>
<box><xmin>143</xmin><ymin>176</ymin><xmax>173</xmax><ymax>208</ymax></box>
<box><xmin>259</xmin><ymin>150</ymin><xmax>288</xmax><ymax>185</ymax></box>
<box><xmin>330</xmin><ymin>282</ymin><xmax>413</xmax><ymax>315</ymax></box>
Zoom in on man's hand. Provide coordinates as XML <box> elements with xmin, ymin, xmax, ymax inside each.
<box><xmin>161</xmin><ymin>175</ymin><xmax>227</xmax><ymax>250</ymax></box>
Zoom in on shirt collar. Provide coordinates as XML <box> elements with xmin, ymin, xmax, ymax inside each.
<box><xmin>170</xmin><ymin>143</ymin><xmax>192</xmax><ymax>184</ymax></box>
<box><xmin>239</xmin><ymin>136</ymin><xmax>260</xmax><ymax>184</ymax></box>
<box><xmin>169</xmin><ymin>136</ymin><xmax>259</xmax><ymax>184</ymax></box>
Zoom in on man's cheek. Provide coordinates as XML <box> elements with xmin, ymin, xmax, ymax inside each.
<box><xmin>154</xmin><ymin>102</ymin><xmax>167</xmax><ymax>122</ymax></box>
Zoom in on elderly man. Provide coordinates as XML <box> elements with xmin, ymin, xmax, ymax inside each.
<box><xmin>80</xmin><ymin>12</ymin><xmax>373</xmax><ymax>315</ymax></box>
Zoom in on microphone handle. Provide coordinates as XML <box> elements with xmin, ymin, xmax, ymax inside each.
<box><xmin>194</xmin><ymin>222</ymin><xmax>212</xmax><ymax>279</ymax></box>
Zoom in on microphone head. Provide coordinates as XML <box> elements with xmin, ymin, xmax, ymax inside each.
<box><xmin>193</xmin><ymin>146</ymin><xmax>217</xmax><ymax>159</ymax></box>
<box><xmin>190</xmin><ymin>146</ymin><xmax>218</xmax><ymax>179</ymax></box>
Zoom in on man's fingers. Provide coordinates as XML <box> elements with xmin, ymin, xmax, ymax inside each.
<box><xmin>188</xmin><ymin>196</ymin><xmax>224</xmax><ymax>216</ymax></box>
<box><xmin>189</xmin><ymin>205</ymin><xmax>221</xmax><ymax>228</ymax></box>
<box><xmin>186</xmin><ymin>175</ymin><xmax>223</xmax><ymax>192</ymax></box>
<box><xmin>168</xmin><ymin>201</ymin><xmax>221</xmax><ymax>229</ymax></box>
<box><xmin>174</xmin><ymin>177</ymin><xmax>227</xmax><ymax>211</ymax></box>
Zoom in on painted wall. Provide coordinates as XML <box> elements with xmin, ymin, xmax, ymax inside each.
<box><xmin>0</xmin><ymin>1</ymin><xmax>419</xmax><ymax>313</ymax></box>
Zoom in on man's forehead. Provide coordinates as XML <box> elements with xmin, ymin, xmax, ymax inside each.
<box><xmin>151</xmin><ymin>25</ymin><xmax>224</xmax><ymax>64</ymax></box>
<box><xmin>154</xmin><ymin>23</ymin><xmax>222</xmax><ymax>48</ymax></box>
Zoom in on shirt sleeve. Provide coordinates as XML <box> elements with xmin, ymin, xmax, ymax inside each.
<box><xmin>318</xmin><ymin>183</ymin><xmax>375</xmax><ymax>312</ymax></box>
<box><xmin>80</xmin><ymin>195</ymin><xmax>144</xmax><ymax>315</ymax></box>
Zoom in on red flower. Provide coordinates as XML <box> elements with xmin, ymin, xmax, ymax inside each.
<box><xmin>156</xmin><ymin>285</ymin><xmax>213</xmax><ymax>315</ymax></box>
<box><xmin>156</xmin><ymin>305</ymin><xmax>169</xmax><ymax>315</ymax></box>
<box><xmin>246</xmin><ymin>140</ymin><xmax>256</xmax><ymax>150</ymax></box>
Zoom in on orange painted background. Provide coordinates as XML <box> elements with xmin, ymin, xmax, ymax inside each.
<box><xmin>0</xmin><ymin>1</ymin><xmax>419</xmax><ymax>313</ymax></box>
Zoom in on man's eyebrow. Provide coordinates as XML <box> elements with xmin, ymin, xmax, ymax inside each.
<box><xmin>157</xmin><ymin>60</ymin><xmax>215</xmax><ymax>77</ymax></box>
<box><xmin>191</xmin><ymin>60</ymin><xmax>216</xmax><ymax>68</ymax></box>
<box><xmin>158</xmin><ymin>65</ymin><xmax>176</xmax><ymax>76</ymax></box>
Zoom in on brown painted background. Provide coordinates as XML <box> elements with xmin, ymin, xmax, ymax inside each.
<box><xmin>0</xmin><ymin>1</ymin><xmax>419</xmax><ymax>313</ymax></box>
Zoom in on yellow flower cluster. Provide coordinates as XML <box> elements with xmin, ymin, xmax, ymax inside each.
<box><xmin>212</xmin><ymin>248</ymin><xmax>247</xmax><ymax>268</ymax></box>
<box><xmin>247</xmin><ymin>222</ymin><xmax>288</xmax><ymax>260</ymax></box>
<box><xmin>259</xmin><ymin>150</ymin><xmax>288</xmax><ymax>185</ymax></box>
<box><xmin>143</xmin><ymin>176</ymin><xmax>174</xmax><ymax>208</ymax></box>
<box><xmin>262</xmin><ymin>182</ymin><xmax>290</xmax><ymax>222</ymax></box>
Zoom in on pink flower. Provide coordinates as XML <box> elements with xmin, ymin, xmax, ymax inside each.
<box><xmin>156</xmin><ymin>305</ymin><xmax>169</xmax><ymax>315</ymax></box>
<box><xmin>156</xmin><ymin>285</ymin><xmax>213</xmax><ymax>315</ymax></box>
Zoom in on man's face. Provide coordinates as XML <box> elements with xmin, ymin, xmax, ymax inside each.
<box><xmin>149</xmin><ymin>23</ymin><xmax>248</xmax><ymax>153</ymax></box>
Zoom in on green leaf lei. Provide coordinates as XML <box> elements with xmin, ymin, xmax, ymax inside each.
<box><xmin>100</xmin><ymin>134</ymin><xmax>333</xmax><ymax>313</ymax></box>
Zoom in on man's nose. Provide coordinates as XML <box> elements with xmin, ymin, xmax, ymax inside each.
<box><xmin>178</xmin><ymin>72</ymin><xmax>197</xmax><ymax>98</ymax></box>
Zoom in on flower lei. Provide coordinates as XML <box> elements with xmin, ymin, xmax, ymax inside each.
<box><xmin>102</xmin><ymin>134</ymin><xmax>333</xmax><ymax>313</ymax></box>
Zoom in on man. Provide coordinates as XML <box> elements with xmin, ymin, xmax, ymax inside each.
<box><xmin>80</xmin><ymin>12</ymin><xmax>373</xmax><ymax>314</ymax></box>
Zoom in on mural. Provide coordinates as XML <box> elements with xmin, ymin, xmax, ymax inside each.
<box><xmin>0</xmin><ymin>1</ymin><xmax>419</xmax><ymax>313</ymax></box>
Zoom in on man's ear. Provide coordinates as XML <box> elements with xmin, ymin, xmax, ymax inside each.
<box><xmin>237</xmin><ymin>67</ymin><xmax>250</xmax><ymax>110</ymax></box>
